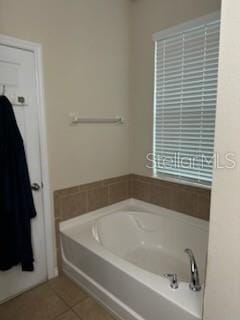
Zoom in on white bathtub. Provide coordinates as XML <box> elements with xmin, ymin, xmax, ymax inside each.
<box><xmin>60</xmin><ymin>199</ymin><xmax>209</xmax><ymax>320</ymax></box>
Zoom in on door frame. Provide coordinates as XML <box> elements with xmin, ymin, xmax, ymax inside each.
<box><xmin>0</xmin><ymin>34</ymin><xmax>57</xmax><ymax>279</ymax></box>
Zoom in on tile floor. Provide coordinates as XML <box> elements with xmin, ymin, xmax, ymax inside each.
<box><xmin>0</xmin><ymin>275</ymin><xmax>115</xmax><ymax>320</ymax></box>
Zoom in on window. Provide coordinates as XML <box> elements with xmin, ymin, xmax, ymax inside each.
<box><xmin>153</xmin><ymin>13</ymin><xmax>220</xmax><ymax>187</ymax></box>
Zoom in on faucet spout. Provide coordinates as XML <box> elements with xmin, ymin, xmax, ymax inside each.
<box><xmin>184</xmin><ymin>248</ymin><xmax>201</xmax><ymax>292</ymax></box>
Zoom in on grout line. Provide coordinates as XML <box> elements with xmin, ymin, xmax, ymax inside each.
<box><xmin>107</xmin><ymin>185</ymin><xmax>111</xmax><ymax>205</ymax></box>
<box><xmin>48</xmin><ymin>276</ymin><xmax>89</xmax><ymax>309</ymax></box>
<box><xmin>71</xmin><ymin>307</ymin><xmax>84</xmax><ymax>320</ymax></box>
<box><xmin>52</xmin><ymin>309</ymin><xmax>72</xmax><ymax>320</ymax></box>
<box><xmin>48</xmin><ymin>286</ymin><xmax>70</xmax><ymax>309</ymax></box>
<box><xmin>69</xmin><ymin>295</ymin><xmax>89</xmax><ymax>308</ymax></box>
<box><xmin>86</xmin><ymin>190</ymin><xmax>89</xmax><ymax>213</ymax></box>
<box><xmin>49</xmin><ymin>284</ymin><xmax>88</xmax><ymax>310</ymax></box>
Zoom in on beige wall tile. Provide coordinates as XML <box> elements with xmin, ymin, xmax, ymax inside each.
<box><xmin>169</xmin><ymin>187</ymin><xmax>198</xmax><ymax>217</ymax></box>
<box><xmin>130</xmin><ymin>175</ymin><xmax>210</xmax><ymax>220</ymax></box>
<box><xmin>129</xmin><ymin>180</ymin><xmax>151</xmax><ymax>202</ymax></box>
<box><xmin>78</xmin><ymin>181</ymin><xmax>104</xmax><ymax>192</ymax></box>
<box><xmin>87</xmin><ymin>187</ymin><xmax>109</xmax><ymax>212</ymax></box>
<box><xmin>59</xmin><ymin>192</ymin><xmax>88</xmax><ymax>221</ymax></box>
<box><xmin>54</xmin><ymin>194</ymin><xmax>61</xmax><ymax>220</ymax></box>
<box><xmin>55</xmin><ymin>218</ymin><xmax>60</xmax><ymax>249</ymax></box>
<box><xmin>103</xmin><ymin>175</ymin><xmax>130</xmax><ymax>186</ymax></box>
<box><xmin>108</xmin><ymin>181</ymin><xmax>129</xmax><ymax>204</ymax></box>
<box><xmin>197</xmin><ymin>191</ymin><xmax>211</xmax><ymax>221</ymax></box>
<box><xmin>54</xmin><ymin>187</ymin><xmax>80</xmax><ymax>198</ymax></box>
<box><xmin>149</xmin><ymin>183</ymin><xmax>173</xmax><ymax>209</ymax></box>
<box><xmin>54</xmin><ymin>174</ymin><xmax>210</xmax><ymax>224</ymax></box>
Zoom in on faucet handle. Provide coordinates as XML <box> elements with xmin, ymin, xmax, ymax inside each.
<box><xmin>164</xmin><ymin>273</ymin><xmax>179</xmax><ymax>289</ymax></box>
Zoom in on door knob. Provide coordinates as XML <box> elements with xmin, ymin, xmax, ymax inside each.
<box><xmin>31</xmin><ymin>183</ymin><xmax>41</xmax><ymax>191</ymax></box>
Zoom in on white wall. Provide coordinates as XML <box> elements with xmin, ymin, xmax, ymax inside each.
<box><xmin>204</xmin><ymin>0</ymin><xmax>240</xmax><ymax>318</ymax></box>
<box><xmin>0</xmin><ymin>0</ymin><xmax>223</xmax><ymax>191</ymax></box>
<box><xmin>0</xmin><ymin>0</ymin><xmax>130</xmax><ymax>191</ymax></box>
<box><xmin>130</xmin><ymin>0</ymin><xmax>222</xmax><ymax>176</ymax></box>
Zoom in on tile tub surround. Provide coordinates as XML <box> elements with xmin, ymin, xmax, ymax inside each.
<box><xmin>54</xmin><ymin>175</ymin><xmax>130</xmax><ymax>222</ymax></box>
<box><xmin>54</xmin><ymin>174</ymin><xmax>211</xmax><ymax>267</ymax></box>
<box><xmin>54</xmin><ymin>175</ymin><xmax>130</xmax><ymax>267</ymax></box>
<box><xmin>129</xmin><ymin>175</ymin><xmax>211</xmax><ymax>221</ymax></box>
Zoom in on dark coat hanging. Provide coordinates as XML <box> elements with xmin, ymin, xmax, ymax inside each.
<box><xmin>0</xmin><ymin>95</ymin><xmax>36</xmax><ymax>272</ymax></box>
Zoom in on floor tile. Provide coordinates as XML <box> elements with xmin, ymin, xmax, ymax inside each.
<box><xmin>0</xmin><ymin>283</ymin><xmax>68</xmax><ymax>320</ymax></box>
<box><xmin>49</xmin><ymin>275</ymin><xmax>88</xmax><ymax>307</ymax></box>
<box><xmin>73</xmin><ymin>297</ymin><xmax>114</xmax><ymax>320</ymax></box>
<box><xmin>54</xmin><ymin>310</ymin><xmax>80</xmax><ymax>320</ymax></box>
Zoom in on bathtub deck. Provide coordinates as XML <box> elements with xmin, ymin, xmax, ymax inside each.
<box><xmin>123</xmin><ymin>245</ymin><xmax>189</xmax><ymax>281</ymax></box>
<box><xmin>0</xmin><ymin>275</ymin><xmax>114</xmax><ymax>320</ymax></box>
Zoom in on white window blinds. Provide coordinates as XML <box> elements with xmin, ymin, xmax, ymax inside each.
<box><xmin>153</xmin><ymin>17</ymin><xmax>220</xmax><ymax>186</ymax></box>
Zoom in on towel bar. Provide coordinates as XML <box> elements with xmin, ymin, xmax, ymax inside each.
<box><xmin>70</xmin><ymin>115</ymin><xmax>124</xmax><ymax>125</ymax></box>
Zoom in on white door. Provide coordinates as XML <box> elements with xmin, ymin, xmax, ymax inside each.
<box><xmin>0</xmin><ymin>44</ymin><xmax>47</xmax><ymax>302</ymax></box>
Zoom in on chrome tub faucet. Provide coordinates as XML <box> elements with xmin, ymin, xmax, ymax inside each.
<box><xmin>184</xmin><ymin>248</ymin><xmax>201</xmax><ymax>292</ymax></box>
